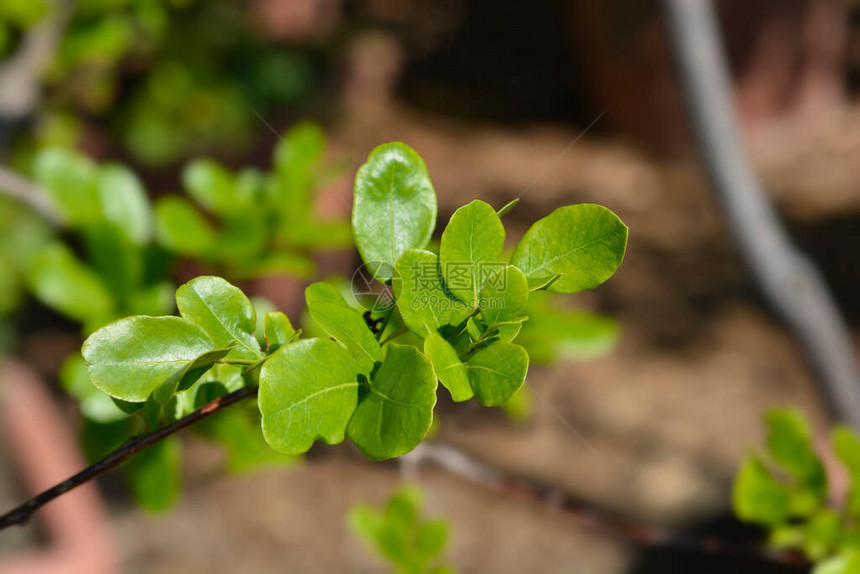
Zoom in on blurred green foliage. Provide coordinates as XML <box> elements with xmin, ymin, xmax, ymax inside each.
<box><xmin>155</xmin><ymin>121</ymin><xmax>350</xmax><ymax>278</ymax></box>
<box><xmin>735</xmin><ymin>408</ymin><xmax>860</xmax><ymax>573</ymax></box>
<box><xmin>349</xmin><ymin>484</ymin><xmax>456</xmax><ymax>574</ymax></box>
<box><xmin>3</xmin><ymin>0</ymin><xmax>320</xmax><ymax>165</ymax></box>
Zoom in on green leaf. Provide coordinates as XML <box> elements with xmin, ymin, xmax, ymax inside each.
<box><xmin>510</xmin><ymin>204</ymin><xmax>627</xmax><ymax>293</ymax></box>
<box><xmin>33</xmin><ymin>147</ymin><xmax>100</xmax><ymax>225</ymax></box>
<box><xmin>97</xmin><ymin>163</ymin><xmax>152</xmax><ymax>245</ymax></box>
<box><xmin>424</xmin><ymin>332</ymin><xmax>472</xmax><ymax>402</ymax></box>
<box><xmin>802</xmin><ymin>509</ymin><xmax>841</xmax><ymax>561</ymax></box>
<box><xmin>465</xmin><ymin>341</ymin><xmax>529</xmax><ymax>407</ymax></box>
<box><xmin>60</xmin><ymin>354</ymin><xmax>127</xmax><ymax>423</ymax></box>
<box><xmin>496</xmin><ymin>198</ymin><xmax>519</xmax><ymax>217</ymax></box>
<box><xmin>83</xmin><ymin>316</ymin><xmax>217</xmax><ymax>402</ymax></box>
<box><xmin>305</xmin><ymin>282</ymin><xmax>381</xmax><ymax>373</ymax></box>
<box><xmin>259</xmin><ymin>338</ymin><xmax>360</xmax><ymax>454</ymax></box>
<box><xmin>264</xmin><ymin>311</ymin><xmax>295</xmax><ymax>353</ymax></box>
<box><xmin>813</xmin><ymin>549</ymin><xmax>860</xmax><ymax>574</ymax></box>
<box><xmin>152</xmin><ymin>346</ymin><xmax>234</xmax><ymax>403</ymax></box>
<box><xmin>348</xmin><ymin>503</ymin><xmax>382</xmax><ymax>545</ymax></box>
<box><xmin>182</xmin><ymin>158</ymin><xmax>236</xmax><ymax>215</ymax></box>
<box><xmin>273</xmin><ymin>121</ymin><xmax>326</xmax><ymax>217</ymax></box>
<box><xmin>416</xmin><ymin>520</ymin><xmax>449</xmax><ymax>558</ymax></box>
<box><xmin>517</xmin><ymin>295</ymin><xmax>618</xmax><ymax>364</ymax></box>
<box><xmin>733</xmin><ymin>456</ymin><xmax>792</xmax><ymax>525</ymax></box>
<box><xmin>348</xmin><ymin>344</ymin><xmax>437</xmax><ymax>460</ymax></box>
<box><xmin>176</xmin><ymin>276</ymin><xmax>262</xmax><ymax>361</ymax></box>
<box><xmin>833</xmin><ymin>426</ymin><xmax>860</xmax><ymax>518</ymax></box>
<box><xmin>126</xmin><ymin>437</ymin><xmax>182</xmax><ymax>512</ymax></box>
<box><xmin>393</xmin><ymin>249</ymin><xmax>472</xmax><ymax>338</ymax></box>
<box><xmin>195</xmin><ymin>407</ymin><xmax>299</xmax><ymax>473</ymax></box>
<box><xmin>439</xmin><ymin>200</ymin><xmax>505</xmax><ymax>303</ymax></box>
<box><xmin>765</xmin><ymin>408</ymin><xmax>827</xmax><ymax>502</ymax></box>
<box><xmin>154</xmin><ymin>196</ymin><xmax>217</xmax><ymax>255</ymax></box>
<box><xmin>84</xmin><ymin>222</ymin><xmax>143</xmax><ymax>303</ymax></box>
<box><xmin>27</xmin><ymin>243</ymin><xmax>113</xmax><ymax>324</ymax></box>
<box><xmin>353</xmin><ymin>143</ymin><xmax>437</xmax><ymax>281</ymax></box>
<box><xmin>480</xmin><ymin>265</ymin><xmax>529</xmax><ymax>327</ymax></box>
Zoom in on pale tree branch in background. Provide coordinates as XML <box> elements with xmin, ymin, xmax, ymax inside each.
<box><xmin>0</xmin><ymin>0</ymin><xmax>74</xmax><ymax>121</ymax></box>
<box><xmin>0</xmin><ymin>166</ymin><xmax>62</xmax><ymax>225</ymax></box>
<box><xmin>662</xmin><ymin>0</ymin><xmax>860</xmax><ymax>428</ymax></box>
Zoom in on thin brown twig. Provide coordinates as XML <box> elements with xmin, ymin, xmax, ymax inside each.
<box><xmin>405</xmin><ymin>443</ymin><xmax>811</xmax><ymax>569</ymax></box>
<box><xmin>0</xmin><ymin>385</ymin><xmax>258</xmax><ymax>530</ymax></box>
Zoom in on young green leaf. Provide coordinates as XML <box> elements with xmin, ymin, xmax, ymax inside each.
<box><xmin>154</xmin><ymin>196</ymin><xmax>217</xmax><ymax>255</ymax></box>
<box><xmin>97</xmin><ymin>163</ymin><xmax>152</xmax><ymax>245</ymax></box>
<box><xmin>273</xmin><ymin>121</ymin><xmax>326</xmax><ymax>216</ymax></box>
<box><xmin>814</xmin><ymin>549</ymin><xmax>860</xmax><ymax>574</ymax></box>
<box><xmin>264</xmin><ymin>311</ymin><xmax>295</xmax><ymax>353</ymax></box>
<box><xmin>83</xmin><ymin>316</ymin><xmax>217</xmax><ymax>402</ymax></box>
<box><xmin>765</xmin><ymin>408</ymin><xmax>827</xmax><ymax>502</ymax></box>
<box><xmin>195</xmin><ymin>407</ymin><xmax>299</xmax><ymax>474</ymax></box>
<box><xmin>832</xmin><ymin>426</ymin><xmax>860</xmax><ymax>518</ymax></box>
<box><xmin>182</xmin><ymin>158</ymin><xmax>236</xmax><ymax>215</ymax></box>
<box><xmin>353</xmin><ymin>143</ymin><xmax>437</xmax><ymax>281</ymax></box>
<box><xmin>424</xmin><ymin>332</ymin><xmax>472</xmax><ymax>402</ymax></box>
<box><xmin>33</xmin><ymin>147</ymin><xmax>100</xmax><ymax>225</ymax></box>
<box><xmin>151</xmin><ymin>346</ymin><xmax>234</xmax><ymax>403</ymax></box>
<box><xmin>416</xmin><ymin>520</ymin><xmax>449</xmax><ymax>558</ymax></box>
<box><xmin>27</xmin><ymin>243</ymin><xmax>114</xmax><ymax>324</ymax></box>
<box><xmin>305</xmin><ymin>282</ymin><xmax>381</xmax><ymax>373</ymax></box>
<box><xmin>465</xmin><ymin>341</ymin><xmax>529</xmax><ymax>407</ymax></box>
<box><xmin>176</xmin><ymin>276</ymin><xmax>262</xmax><ymax>361</ymax></box>
<box><xmin>438</xmin><ymin>200</ymin><xmax>505</xmax><ymax>303</ymax></box>
<box><xmin>348</xmin><ymin>344</ymin><xmax>437</xmax><ymax>460</ymax></box>
<box><xmin>393</xmin><ymin>249</ymin><xmax>472</xmax><ymax>338</ymax></box>
<box><xmin>480</xmin><ymin>265</ymin><xmax>529</xmax><ymax>327</ymax></box>
<box><xmin>259</xmin><ymin>338</ymin><xmax>360</xmax><ymax>454</ymax></box>
<box><xmin>84</xmin><ymin>221</ymin><xmax>143</xmax><ymax>302</ymax></box>
<box><xmin>733</xmin><ymin>456</ymin><xmax>793</xmax><ymax>525</ymax></box>
<box><xmin>510</xmin><ymin>204</ymin><xmax>627</xmax><ymax>293</ymax></box>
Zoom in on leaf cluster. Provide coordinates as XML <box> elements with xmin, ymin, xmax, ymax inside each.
<box><xmin>154</xmin><ymin>121</ymin><xmax>349</xmax><ymax>279</ymax></box>
<box><xmin>81</xmin><ymin>141</ymin><xmax>627</xmax><ymax>470</ymax></box>
<box><xmin>349</xmin><ymin>484</ymin><xmax>455</xmax><ymax>574</ymax></box>
<box><xmin>734</xmin><ymin>408</ymin><xmax>860</xmax><ymax>573</ymax></box>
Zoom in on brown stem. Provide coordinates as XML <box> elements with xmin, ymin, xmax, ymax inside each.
<box><xmin>0</xmin><ymin>385</ymin><xmax>258</xmax><ymax>530</ymax></box>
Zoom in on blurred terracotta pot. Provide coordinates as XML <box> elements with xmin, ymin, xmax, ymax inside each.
<box><xmin>0</xmin><ymin>359</ymin><xmax>119</xmax><ymax>574</ymax></box>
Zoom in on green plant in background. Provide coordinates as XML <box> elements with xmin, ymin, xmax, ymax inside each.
<box><xmin>734</xmin><ymin>408</ymin><xmax>860</xmax><ymax>573</ymax></box>
<box><xmin>350</xmin><ymin>484</ymin><xmax>455</xmax><ymax>574</ymax></box>
<box><xmin>79</xmin><ymin>141</ymin><xmax>626</xmax><ymax>474</ymax></box>
<box><xmin>0</xmin><ymin>0</ymin><xmax>48</xmax><ymax>56</ymax></box>
<box><xmin>154</xmin><ymin>121</ymin><xmax>350</xmax><ymax>279</ymax></box>
<box><xmin>27</xmin><ymin>147</ymin><xmax>172</xmax><ymax>334</ymax></box>
<box><xmin>3</xmin><ymin>0</ymin><xmax>319</xmax><ymax>166</ymax></box>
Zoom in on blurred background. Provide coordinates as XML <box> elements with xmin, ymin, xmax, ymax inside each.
<box><xmin>1</xmin><ymin>0</ymin><xmax>859</xmax><ymax>572</ymax></box>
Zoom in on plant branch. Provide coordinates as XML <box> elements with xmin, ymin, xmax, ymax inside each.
<box><xmin>404</xmin><ymin>443</ymin><xmax>811</xmax><ymax>569</ymax></box>
<box><xmin>0</xmin><ymin>165</ymin><xmax>63</xmax><ymax>225</ymax></box>
<box><xmin>0</xmin><ymin>0</ymin><xmax>73</xmax><ymax>122</ymax></box>
<box><xmin>662</xmin><ymin>0</ymin><xmax>860</xmax><ymax>428</ymax></box>
<box><xmin>0</xmin><ymin>385</ymin><xmax>258</xmax><ymax>530</ymax></box>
